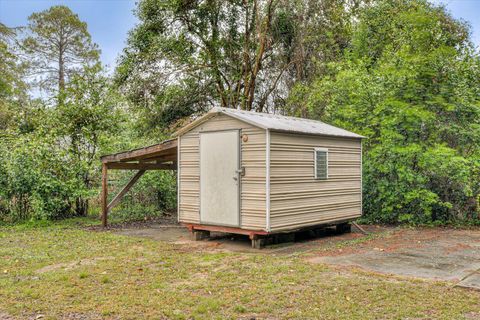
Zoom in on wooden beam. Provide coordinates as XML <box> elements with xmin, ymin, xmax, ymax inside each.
<box><xmin>106</xmin><ymin>162</ymin><xmax>176</xmax><ymax>170</ymax></box>
<box><xmin>129</xmin><ymin>154</ymin><xmax>177</xmax><ymax>163</ymax></box>
<box><xmin>101</xmin><ymin>163</ymin><xmax>108</xmax><ymax>228</ymax></box>
<box><xmin>101</xmin><ymin>139</ymin><xmax>177</xmax><ymax>163</ymax></box>
<box><xmin>183</xmin><ymin>223</ymin><xmax>269</xmax><ymax>236</ymax></box>
<box><xmin>107</xmin><ymin>170</ymin><xmax>145</xmax><ymax>212</ymax></box>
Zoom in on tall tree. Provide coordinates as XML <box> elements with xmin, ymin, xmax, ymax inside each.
<box><xmin>0</xmin><ymin>23</ymin><xmax>18</xmax><ymax>130</ymax></box>
<box><xmin>21</xmin><ymin>5</ymin><xmax>99</xmax><ymax>98</ymax></box>
<box><xmin>297</xmin><ymin>0</ymin><xmax>480</xmax><ymax>223</ymax></box>
<box><xmin>116</xmin><ymin>0</ymin><xmax>358</xmax><ymax>134</ymax></box>
<box><xmin>53</xmin><ymin>64</ymin><xmax>122</xmax><ymax>215</ymax></box>
<box><xmin>0</xmin><ymin>23</ymin><xmax>29</xmax><ymax>131</ymax></box>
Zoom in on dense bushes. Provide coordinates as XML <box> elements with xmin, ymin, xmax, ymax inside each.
<box><xmin>291</xmin><ymin>0</ymin><xmax>480</xmax><ymax>224</ymax></box>
<box><xmin>0</xmin><ymin>135</ymin><xmax>84</xmax><ymax>221</ymax></box>
<box><xmin>110</xmin><ymin>171</ymin><xmax>177</xmax><ymax>220</ymax></box>
<box><xmin>0</xmin><ymin>69</ymin><xmax>177</xmax><ymax>223</ymax></box>
<box><xmin>0</xmin><ymin>7</ymin><xmax>178</xmax><ymax>224</ymax></box>
<box><xmin>0</xmin><ymin>132</ymin><xmax>177</xmax><ymax>223</ymax></box>
<box><xmin>2</xmin><ymin>0</ymin><xmax>480</xmax><ymax>225</ymax></box>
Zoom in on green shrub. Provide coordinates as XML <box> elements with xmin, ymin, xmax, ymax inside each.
<box><xmin>110</xmin><ymin>170</ymin><xmax>177</xmax><ymax>220</ymax></box>
<box><xmin>292</xmin><ymin>0</ymin><xmax>480</xmax><ymax>224</ymax></box>
<box><xmin>0</xmin><ymin>135</ymin><xmax>85</xmax><ymax>222</ymax></box>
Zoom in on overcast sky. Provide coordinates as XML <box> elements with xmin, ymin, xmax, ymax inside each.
<box><xmin>0</xmin><ymin>0</ymin><xmax>138</xmax><ymax>72</ymax></box>
<box><xmin>1</xmin><ymin>0</ymin><xmax>479</xmax><ymax>71</ymax></box>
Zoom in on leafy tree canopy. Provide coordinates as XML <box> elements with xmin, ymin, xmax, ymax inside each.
<box><xmin>21</xmin><ymin>5</ymin><xmax>100</xmax><ymax>99</ymax></box>
<box><xmin>116</xmin><ymin>0</ymin><xmax>361</xmax><ymax>135</ymax></box>
<box><xmin>2</xmin><ymin>0</ymin><xmax>480</xmax><ymax>225</ymax></box>
<box><xmin>291</xmin><ymin>0</ymin><xmax>480</xmax><ymax>223</ymax></box>
<box><xmin>0</xmin><ymin>23</ymin><xmax>29</xmax><ymax>131</ymax></box>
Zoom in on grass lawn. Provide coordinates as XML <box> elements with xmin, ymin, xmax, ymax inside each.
<box><xmin>1</xmin><ymin>219</ymin><xmax>479</xmax><ymax>319</ymax></box>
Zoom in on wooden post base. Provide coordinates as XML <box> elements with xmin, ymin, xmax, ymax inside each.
<box><xmin>251</xmin><ymin>238</ymin><xmax>266</xmax><ymax>249</ymax></box>
<box><xmin>249</xmin><ymin>234</ymin><xmax>266</xmax><ymax>249</ymax></box>
<box><xmin>191</xmin><ymin>230</ymin><xmax>210</xmax><ymax>241</ymax></box>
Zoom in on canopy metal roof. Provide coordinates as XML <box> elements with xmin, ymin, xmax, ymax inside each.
<box><xmin>99</xmin><ymin>139</ymin><xmax>177</xmax><ymax>227</ymax></box>
<box><xmin>175</xmin><ymin>107</ymin><xmax>364</xmax><ymax>139</ymax></box>
<box><xmin>101</xmin><ymin>138</ymin><xmax>177</xmax><ymax>165</ymax></box>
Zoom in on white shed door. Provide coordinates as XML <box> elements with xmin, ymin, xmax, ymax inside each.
<box><xmin>200</xmin><ymin>130</ymin><xmax>240</xmax><ymax>226</ymax></box>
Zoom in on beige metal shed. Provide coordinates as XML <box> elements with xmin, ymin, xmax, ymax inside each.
<box><xmin>176</xmin><ymin>107</ymin><xmax>364</xmax><ymax>246</ymax></box>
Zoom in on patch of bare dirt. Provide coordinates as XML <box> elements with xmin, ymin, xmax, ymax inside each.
<box><xmin>86</xmin><ymin>213</ymin><xmax>178</xmax><ymax>231</ymax></box>
<box><xmin>19</xmin><ymin>313</ymin><xmax>105</xmax><ymax>320</ymax></box>
<box><xmin>443</xmin><ymin>242</ymin><xmax>474</xmax><ymax>254</ymax></box>
<box><xmin>465</xmin><ymin>312</ymin><xmax>480</xmax><ymax>320</ymax></box>
<box><xmin>0</xmin><ymin>311</ymin><xmax>15</xmax><ymax>320</ymax></box>
<box><xmin>59</xmin><ymin>312</ymin><xmax>105</xmax><ymax>320</ymax></box>
<box><xmin>35</xmin><ymin>257</ymin><xmax>114</xmax><ymax>274</ymax></box>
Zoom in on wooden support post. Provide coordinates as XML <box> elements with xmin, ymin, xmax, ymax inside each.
<box><xmin>250</xmin><ymin>234</ymin><xmax>266</xmax><ymax>249</ymax></box>
<box><xmin>191</xmin><ymin>230</ymin><xmax>210</xmax><ymax>241</ymax></box>
<box><xmin>107</xmin><ymin>170</ymin><xmax>145</xmax><ymax>212</ymax></box>
<box><xmin>251</xmin><ymin>238</ymin><xmax>266</xmax><ymax>249</ymax></box>
<box><xmin>101</xmin><ymin>163</ymin><xmax>108</xmax><ymax>228</ymax></box>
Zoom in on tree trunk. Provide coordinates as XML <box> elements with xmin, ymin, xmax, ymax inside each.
<box><xmin>57</xmin><ymin>33</ymin><xmax>65</xmax><ymax>106</ymax></box>
<box><xmin>243</xmin><ymin>0</ymin><xmax>274</xmax><ymax>111</ymax></box>
<box><xmin>58</xmin><ymin>50</ymin><xmax>65</xmax><ymax>92</ymax></box>
<box><xmin>75</xmin><ymin>197</ymin><xmax>88</xmax><ymax>216</ymax></box>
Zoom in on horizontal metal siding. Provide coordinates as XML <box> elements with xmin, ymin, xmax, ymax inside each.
<box><xmin>178</xmin><ymin>114</ymin><xmax>266</xmax><ymax>230</ymax></box>
<box><xmin>269</xmin><ymin>132</ymin><xmax>362</xmax><ymax>231</ymax></box>
<box><xmin>178</xmin><ymin>131</ymin><xmax>200</xmax><ymax>223</ymax></box>
<box><xmin>240</xmin><ymin>126</ymin><xmax>266</xmax><ymax>230</ymax></box>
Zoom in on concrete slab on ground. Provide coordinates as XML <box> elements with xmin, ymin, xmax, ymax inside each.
<box><xmin>457</xmin><ymin>272</ymin><xmax>480</xmax><ymax>290</ymax></box>
<box><xmin>113</xmin><ymin>223</ymin><xmax>480</xmax><ymax>289</ymax></box>
<box><xmin>307</xmin><ymin>228</ymin><xmax>480</xmax><ymax>289</ymax></box>
<box><xmin>310</xmin><ymin>247</ymin><xmax>480</xmax><ymax>281</ymax></box>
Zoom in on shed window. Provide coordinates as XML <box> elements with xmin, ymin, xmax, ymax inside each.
<box><xmin>314</xmin><ymin>148</ymin><xmax>328</xmax><ymax>180</ymax></box>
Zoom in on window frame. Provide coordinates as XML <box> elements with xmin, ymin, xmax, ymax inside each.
<box><xmin>314</xmin><ymin>147</ymin><xmax>329</xmax><ymax>180</ymax></box>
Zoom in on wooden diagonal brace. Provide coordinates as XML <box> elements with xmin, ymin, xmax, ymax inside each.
<box><xmin>107</xmin><ymin>170</ymin><xmax>145</xmax><ymax>213</ymax></box>
<box><xmin>352</xmin><ymin>221</ymin><xmax>368</xmax><ymax>235</ymax></box>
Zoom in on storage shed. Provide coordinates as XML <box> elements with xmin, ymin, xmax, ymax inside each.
<box><xmin>176</xmin><ymin>107</ymin><xmax>364</xmax><ymax>246</ymax></box>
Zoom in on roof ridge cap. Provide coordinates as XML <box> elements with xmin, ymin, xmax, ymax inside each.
<box><xmin>222</xmin><ymin>107</ymin><xmax>327</xmax><ymax>124</ymax></box>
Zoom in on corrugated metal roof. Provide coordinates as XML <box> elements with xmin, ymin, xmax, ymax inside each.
<box><xmin>175</xmin><ymin>107</ymin><xmax>364</xmax><ymax>139</ymax></box>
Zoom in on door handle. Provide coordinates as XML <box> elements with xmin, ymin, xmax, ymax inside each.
<box><xmin>233</xmin><ymin>176</ymin><xmax>238</xmax><ymax>181</ymax></box>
